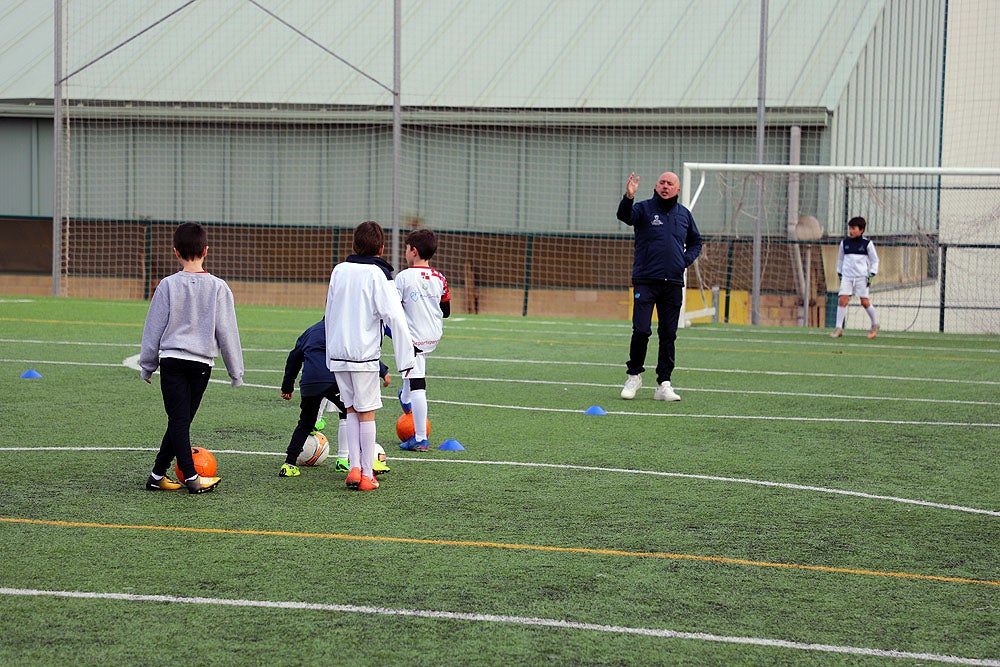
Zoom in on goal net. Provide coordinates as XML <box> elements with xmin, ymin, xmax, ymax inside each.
<box><xmin>50</xmin><ymin>1</ymin><xmax>999</xmax><ymax>334</ymax></box>
<box><xmin>681</xmin><ymin>163</ymin><xmax>1000</xmax><ymax>334</ymax></box>
<box><xmin>49</xmin><ymin>2</ymin><xmax>797</xmax><ymax>320</ymax></box>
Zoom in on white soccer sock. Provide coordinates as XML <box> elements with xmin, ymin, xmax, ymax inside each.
<box><xmin>836</xmin><ymin>305</ymin><xmax>846</xmax><ymax>328</ymax></box>
<box><xmin>316</xmin><ymin>398</ymin><xmax>329</xmax><ymax>425</ymax></box>
<box><xmin>336</xmin><ymin>418</ymin><xmax>348</xmax><ymax>460</ymax></box>
<box><xmin>399</xmin><ymin>378</ymin><xmax>411</xmax><ymax>406</ymax></box>
<box><xmin>865</xmin><ymin>305</ymin><xmax>878</xmax><ymax>326</ymax></box>
<box><xmin>359</xmin><ymin>420</ymin><xmax>376</xmax><ymax>478</ymax></box>
<box><xmin>346</xmin><ymin>412</ymin><xmax>360</xmax><ymax>470</ymax></box>
<box><xmin>411</xmin><ymin>389</ymin><xmax>428</xmax><ymax>441</ymax></box>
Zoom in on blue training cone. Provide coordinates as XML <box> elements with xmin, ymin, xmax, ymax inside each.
<box><xmin>584</xmin><ymin>405</ymin><xmax>607</xmax><ymax>415</ymax></box>
<box><xmin>20</xmin><ymin>369</ymin><xmax>42</xmax><ymax>379</ymax></box>
<box><xmin>438</xmin><ymin>439</ymin><xmax>465</xmax><ymax>451</ymax></box>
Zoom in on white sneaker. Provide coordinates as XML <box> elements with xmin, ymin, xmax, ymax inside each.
<box><xmin>620</xmin><ymin>375</ymin><xmax>642</xmax><ymax>399</ymax></box>
<box><xmin>653</xmin><ymin>381</ymin><xmax>681</xmax><ymax>401</ymax></box>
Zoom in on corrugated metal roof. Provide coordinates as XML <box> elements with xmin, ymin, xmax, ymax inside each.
<box><xmin>0</xmin><ymin>0</ymin><xmax>884</xmax><ymax>109</ymax></box>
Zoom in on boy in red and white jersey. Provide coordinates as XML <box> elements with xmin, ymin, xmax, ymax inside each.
<box><xmin>394</xmin><ymin>228</ymin><xmax>451</xmax><ymax>451</ymax></box>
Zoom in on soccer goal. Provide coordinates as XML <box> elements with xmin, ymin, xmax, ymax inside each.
<box><xmin>681</xmin><ymin>162</ymin><xmax>1000</xmax><ymax>334</ymax></box>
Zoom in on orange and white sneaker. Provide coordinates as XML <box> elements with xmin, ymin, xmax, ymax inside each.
<box><xmin>867</xmin><ymin>324</ymin><xmax>880</xmax><ymax>339</ymax></box>
<box><xmin>345</xmin><ymin>467</ymin><xmax>362</xmax><ymax>488</ymax></box>
<box><xmin>358</xmin><ymin>474</ymin><xmax>380</xmax><ymax>491</ymax></box>
<box><xmin>829</xmin><ymin>328</ymin><xmax>843</xmax><ymax>338</ymax></box>
<box><xmin>146</xmin><ymin>475</ymin><xmax>183</xmax><ymax>491</ymax></box>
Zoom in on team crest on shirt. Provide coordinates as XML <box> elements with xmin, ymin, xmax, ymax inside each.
<box><xmin>652</xmin><ymin>215</ymin><xmax>662</xmax><ymax>225</ymax></box>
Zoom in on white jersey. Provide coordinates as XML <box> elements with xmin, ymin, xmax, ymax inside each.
<box><xmin>325</xmin><ymin>261</ymin><xmax>414</xmax><ymax>374</ymax></box>
<box><xmin>836</xmin><ymin>236</ymin><xmax>880</xmax><ymax>278</ymax></box>
<box><xmin>395</xmin><ymin>265</ymin><xmax>450</xmax><ymax>353</ymax></box>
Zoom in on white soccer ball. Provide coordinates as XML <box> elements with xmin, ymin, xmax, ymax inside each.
<box><xmin>297</xmin><ymin>432</ymin><xmax>330</xmax><ymax>466</ymax></box>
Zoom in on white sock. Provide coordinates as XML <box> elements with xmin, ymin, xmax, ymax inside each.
<box><xmin>865</xmin><ymin>306</ymin><xmax>878</xmax><ymax>326</ymax></box>
<box><xmin>359</xmin><ymin>420</ymin><xmax>376</xmax><ymax>478</ymax></box>
<box><xmin>411</xmin><ymin>389</ymin><xmax>428</xmax><ymax>441</ymax></box>
<box><xmin>336</xmin><ymin>418</ymin><xmax>348</xmax><ymax>460</ymax></box>
<box><xmin>346</xmin><ymin>412</ymin><xmax>360</xmax><ymax>470</ymax></box>
<box><xmin>399</xmin><ymin>378</ymin><xmax>411</xmax><ymax>406</ymax></box>
<box><xmin>835</xmin><ymin>305</ymin><xmax>846</xmax><ymax>328</ymax></box>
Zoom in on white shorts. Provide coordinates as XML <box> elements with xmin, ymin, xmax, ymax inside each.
<box><xmin>838</xmin><ymin>275</ymin><xmax>871</xmax><ymax>299</ymax></box>
<box><xmin>406</xmin><ymin>352</ymin><xmax>428</xmax><ymax>380</ymax></box>
<box><xmin>333</xmin><ymin>370</ymin><xmax>383</xmax><ymax>412</ymax></box>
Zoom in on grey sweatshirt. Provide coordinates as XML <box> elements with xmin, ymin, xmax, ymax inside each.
<box><xmin>139</xmin><ymin>271</ymin><xmax>245</xmax><ymax>387</ymax></box>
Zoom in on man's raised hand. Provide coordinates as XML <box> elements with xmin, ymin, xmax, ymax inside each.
<box><xmin>625</xmin><ymin>172</ymin><xmax>639</xmax><ymax>199</ymax></box>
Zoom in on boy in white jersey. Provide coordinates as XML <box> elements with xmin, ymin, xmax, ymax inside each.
<box><xmin>394</xmin><ymin>229</ymin><xmax>451</xmax><ymax>451</ymax></box>
<box><xmin>831</xmin><ymin>216</ymin><xmax>880</xmax><ymax>339</ymax></box>
<box><xmin>325</xmin><ymin>221</ymin><xmax>414</xmax><ymax>491</ymax></box>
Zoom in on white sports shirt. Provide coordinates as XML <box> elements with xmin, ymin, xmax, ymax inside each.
<box><xmin>395</xmin><ymin>266</ymin><xmax>450</xmax><ymax>353</ymax></box>
<box><xmin>325</xmin><ymin>261</ymin><xmax>414</xmax><ymax>373</ymax></box>
<box><xmin>836</xmin><ymin>236</ymin><xmax>880</xmax><ymax>279</ymax></box>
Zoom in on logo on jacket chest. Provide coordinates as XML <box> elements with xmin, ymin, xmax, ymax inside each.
<box><xmin>652</xmin><ymin>215</ymin><xmax>663</xmax><ymax>226</ymax></box>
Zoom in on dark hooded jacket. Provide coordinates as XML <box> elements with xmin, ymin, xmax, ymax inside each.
<box><xmin>617</xmin><ymin>192</ymin><xmax>702</xmax><ymax>286</ymax></box>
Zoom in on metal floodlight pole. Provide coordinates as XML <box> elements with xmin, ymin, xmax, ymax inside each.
<box><xmin>390</xmin><ymin>0</ymin><xmax>402</xmax><ymax>271</ymax></box>
<box><xmin>52</xmin><ymin>0</ymin><xmax>63</xmax><ymax>296</ymax></box>
<box><xmin>752</xmin><ymin>0</ymin><xmax>769</xmax><ymax>325</ymax></box>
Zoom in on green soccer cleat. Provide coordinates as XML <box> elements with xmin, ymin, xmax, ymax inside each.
<box><xmin>278</xmin><ymin>463</ymin><xmax>301</xmax><ymax>477</ymax></box>
<box><xmin>334</xmin><ymin>458</ymin><xmax>350</xmax><ymax>473</ymax></box>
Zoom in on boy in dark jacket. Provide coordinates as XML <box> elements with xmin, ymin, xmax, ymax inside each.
<box><xmin>279</xmin><ymin>319</ymin><xmax>390</xmax><ymax>477</ymax></box>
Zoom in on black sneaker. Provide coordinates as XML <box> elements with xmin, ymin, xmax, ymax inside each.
<box><xmin>185</xmin><ymin>475</ymin><xmax>221</xmax><ymax>494</ymax></box>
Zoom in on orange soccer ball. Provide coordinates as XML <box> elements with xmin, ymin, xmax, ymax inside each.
<box><xmin>175</xmin><ymin>446</ymin><xmax>218</xmax><ymax>480</ymax></box>
<box><xmin>395</xmin><ymin>413</ymin><xmax>431</xmax><ymax>442</ymax></box>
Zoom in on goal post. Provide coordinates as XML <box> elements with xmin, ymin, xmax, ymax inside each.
<box><xmin>681</xmin><ymin>162</ymin><xmax>1000</xmax><ymax>334</ymax></box>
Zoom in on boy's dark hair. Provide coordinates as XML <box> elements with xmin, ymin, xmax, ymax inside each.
<box><xmin>353</xmin><ymin>221</ymin><xmax>384</xmax><ymax>256</ymax></box>
<box><xmin>847</xmin><ymin>216</ymin><xmax>867</xmax><ymax>232</ymax></box>
<box><xmin>173</xmin><ymin>222</ymin><xmax>208</xmax><ymax>260</ymax></box>
<box><xmin>406</xmin><ymin>228</ymin><xmax>438</xmax><ymax>260</ymax></box>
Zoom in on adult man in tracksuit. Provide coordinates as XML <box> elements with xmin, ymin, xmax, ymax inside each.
<box><xmin>616</xmin><ymin>171</ymin><xmax>702</xmax><ymax>401</ymax></box>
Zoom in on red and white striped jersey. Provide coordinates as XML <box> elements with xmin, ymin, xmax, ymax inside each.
<box><xmin>395</xmin><ymin>266</ymin><xmax>450</xmax><ymax>352</ymax></box>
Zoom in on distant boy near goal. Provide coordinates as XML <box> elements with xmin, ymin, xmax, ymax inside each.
<box><xmin>830</xmin><ymin>216</ymin><xmax>880</xmax><ymax>339</ymax></box>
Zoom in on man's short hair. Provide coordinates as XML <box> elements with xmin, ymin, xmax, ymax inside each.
<box><xmin>405</xmin><ymin>228</ymin><xmax>438</xmax><ymax>260</ymax></box>
<box><xmin>353</xmin><ymin>221</ymin><xmax>384</xmax><ymax>256</ymax></box>
<box><xmin>173</xmin><ymin>222</ymin><xmax>208</xmax><ymax>260</ymax></box>
<box><xmin>847</xmin><ymin>216</ymin><xmax>867</xmax><ymax>232</ymax></box>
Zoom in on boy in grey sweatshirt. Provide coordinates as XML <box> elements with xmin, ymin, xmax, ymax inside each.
<box><xmin>139</xmin><ymin>222</ymin><xmax>244</xmax><ymax>493</ymax></box>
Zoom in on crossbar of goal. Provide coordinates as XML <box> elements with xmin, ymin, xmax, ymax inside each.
<box><xmin>682</xmin><ymin>163</ymin><xmax>1000</xmax><ymax>212</ymax></box>
<box><xmin>678</xmin><ymin>162</ymin><xmax>1000</xmax><ymax>330</ymax></box>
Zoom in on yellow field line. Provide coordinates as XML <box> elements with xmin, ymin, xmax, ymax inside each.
<box><xmin>3</xmin><ymin>516</ymin><xmax>997</xmax><ymax>588</ymax></box>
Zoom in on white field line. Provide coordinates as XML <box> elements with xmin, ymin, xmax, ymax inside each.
<box><xmin>423</xmin><ymin>397</ymin><xmax>1000</xmax><ymax>428</ymax></box>
<box><xmin>3</xmin><ymin>355</ymin><xmax>997</xmax><ymax>426</ymax></box>
<box><xmin>3</xmin><ymin>331</ymin><xmax>999</xmax><ymax>383</ymax></box>
<box><xmin>1</xmin><ymin>446</ymin><xmax>996</xmax><ymax>517</ymax></box>
<box><xmin>0</xmin><ymin>588</ymin><xmax>996</xmax><ymax>666</ymax></box>
<box><xmin>444</xmin><ymin>318</ymin><xmax>1000</xmax><ymax>345</ymax></box>
<box><xmin>241</xmin><ymin>371</ymin><xmax>1000</xmax><ymax>407</ymax></box>
<box><xmin>440</xmin><ymin>326</ymin><xmax>1000</xmax><ymax>355</ymax></box>
<box><xmin>0</xmin><ymin>350</ymin><xmax>1000</xmax><ymax>396</ymax></box>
